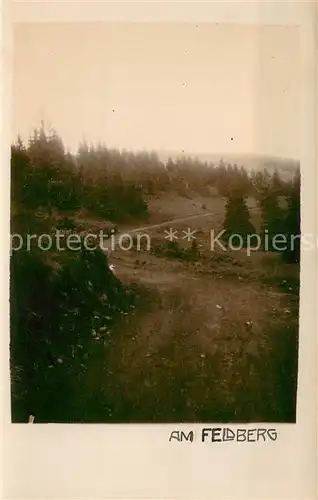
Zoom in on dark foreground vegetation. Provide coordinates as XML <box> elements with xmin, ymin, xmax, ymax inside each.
<box><xmin>10</xmin><ymin>125</ymin><xmax>300</xmax><ymax>422</ymax></box>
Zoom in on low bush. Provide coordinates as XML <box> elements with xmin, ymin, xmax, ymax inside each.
<box><xmin>10</xmin><ymin>244</ymin><xmax>136</xmax><ymax>422</ymax></box>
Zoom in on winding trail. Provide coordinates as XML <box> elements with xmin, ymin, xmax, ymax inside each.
<box><xmin>108</xmin><ymin>211</ymin><xmax>215</xmax><ymax>244</ymax></box>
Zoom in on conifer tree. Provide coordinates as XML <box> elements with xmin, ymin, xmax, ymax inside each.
<box><xmin>282</xmin><ymin>170</ymin><xmax>300</xmax><ymax>263</ymax></box>
<box><xmin>259</xmin><ymin>192</ymin><xmax>284</xmax><ymax>251</ymax></box>
<box><xmin>223</xmin><ymin>196</ymin><xmax>256</xmax><ymax>246</ymax></box>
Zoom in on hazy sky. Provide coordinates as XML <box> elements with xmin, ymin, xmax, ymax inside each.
<box><xmin>12</xmin><ymin>23</ymin><xmax>300</xmax><ymax>159</ymax></box>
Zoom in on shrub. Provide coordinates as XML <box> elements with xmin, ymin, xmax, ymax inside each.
<box><xmin>10</xmin><ymin>244</ymin><xmax>135</xmax><ymax>422</ymax></box>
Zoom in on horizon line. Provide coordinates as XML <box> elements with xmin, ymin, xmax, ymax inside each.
<box><xmin>12</xmin><ymin>131</ymin><xmax>299</xmax><ymax>165</ymax></box>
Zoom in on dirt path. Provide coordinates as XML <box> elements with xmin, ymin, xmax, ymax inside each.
<box><xmin>110</xmin><ymin>211</ymin><xmax>215</xmax><ymax>242</ymax></box>
<box><xmin>79</xmin><ymin>251</ymin><xmax>299</xmax><ymax>423</ymax></box>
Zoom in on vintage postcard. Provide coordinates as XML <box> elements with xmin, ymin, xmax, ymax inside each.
<box><xmin>2</xmin><ymin>1</ymin><xmax>317</xmax><ymax>499</ymax></box>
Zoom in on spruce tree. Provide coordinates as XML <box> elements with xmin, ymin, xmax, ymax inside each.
<box><xmin>223</xmin><ymin>196</ymin><xmax>256</xmax><ymax>246</ymax></box>
<box><xmin>260</xmin><ymin>193</ymin><xmax>284</xmax><ymax>251</ymax></box>
<box><xmin>282</xmin><ymin>170</ymin><xmax>300</xmax><ymax>263</ymax></box>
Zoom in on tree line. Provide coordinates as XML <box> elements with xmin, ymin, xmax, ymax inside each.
<box><xmin>11</xmin><ymin>124</ymin><xmax>300</xmax><ymax>262</ymax></box>
<box><xmin>12</xmin><ymin>124</ymin><xmax>299</xmax><ymax>217</ymax></box>
<box><xmin>223</xmin><ymin>168</ymin><xmax>300</xmax><ymax>262</ymax></box>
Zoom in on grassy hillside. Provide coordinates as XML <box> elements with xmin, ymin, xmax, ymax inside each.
<box><xmin>10</xmin><ymin>127</ymin><xmax>300</xmax><ymax>422</ymax></box>
<box><xmin>70</xmin><ymin>194</ymin><xmax>299</xmax><ymax>422</ymax></box>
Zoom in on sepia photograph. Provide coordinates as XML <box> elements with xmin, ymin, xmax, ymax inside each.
<box><xmin>10</xmin><ymin>21</ymin><xmax>301</xmax><ymax>425</ymax></box>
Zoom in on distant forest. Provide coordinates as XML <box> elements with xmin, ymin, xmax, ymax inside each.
<box><xmin>11</xmin><ymin>124</ymin><xmax>300</xmax><ymax>223</ymax></box>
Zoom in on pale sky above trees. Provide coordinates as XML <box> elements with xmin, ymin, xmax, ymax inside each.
<box><xmin>12</xmin><ymin>23</ymin><xmax>299</xmax><ymax>159</ymax></box>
